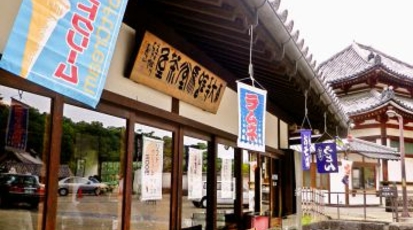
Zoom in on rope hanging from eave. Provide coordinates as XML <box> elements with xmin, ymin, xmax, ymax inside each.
<box><xmin>237</xmin><ymin>1</ymin><xmax>266</xmax><ymax>91</ymax></box>
<box><xmin>300</xmin><ymin>90</ymin><xmax>312</xmax><ymax>131</ymax></box>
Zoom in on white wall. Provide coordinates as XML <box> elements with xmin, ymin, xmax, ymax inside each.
<box><xmin>0</xmin><ymin>1</ymin><xmax>21</xmax><ymax>53</ymax></box>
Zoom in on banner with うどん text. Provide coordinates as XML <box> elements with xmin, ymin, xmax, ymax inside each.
<box><xmin>315</xmin><ymin>142</ymin><xmax>338</xmax><ymax>174</ymax></box>
<box><xmin>5</xmin><ymin>98</ymin><xmax>30</xmax><ymax>151</ymax></box>
<box><xmin>300</xmin><ymin>129</ymin><xmax>312</xmax><ymax>171</ymax></box>
<box><xmin>187</xmin><ymin>147</ymin><xmax>203</xmax><ymax>200</ymax></box>
<box><xmin>140</xmin><ymin>136</ymin><xmax>164</xmax><ymax>201</ymax></box>
<box><xmin>237</xmin><ymin>82</ymin><xmax>267</xmax><ymax>152</ymax></box>
<box><xmin>0</xmin><ymin>0</ymin><xmax>128</xmax><ymax>108</ymax></box>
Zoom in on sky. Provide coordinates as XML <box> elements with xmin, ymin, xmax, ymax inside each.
<box><xmin>279</xmin><ymin>0</ymin><xmax>413</xmax><ymax>66</ymax></box>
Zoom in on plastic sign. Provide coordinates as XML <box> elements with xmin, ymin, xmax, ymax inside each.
<box><xmin>0</xmin><ymin>0</ymin><xmax>128</xmax><ymax>108</ymax></box>
<box><xmin>237</xmin><ymin>82</ymin><xmax>267</xmax><ymax>152</ymax></box>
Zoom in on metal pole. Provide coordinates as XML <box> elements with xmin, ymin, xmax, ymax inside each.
<box><xmin>398</xmin><ymin>114</ymin><xmax>410</xmax><ymax>218</ymax></box>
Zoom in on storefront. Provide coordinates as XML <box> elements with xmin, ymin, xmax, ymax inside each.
<box><xmin>0</xmin><ymin>1</ymin><xmax>348</xmax><ymax>230</ymax></box>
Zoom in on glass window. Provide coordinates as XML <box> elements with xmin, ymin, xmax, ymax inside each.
<box><xmin>261</xmin><ymin>156</ymin><xmax>271</xmax><ymax>215</ymax></box>
<box><xmin>56</xmin><ymin>104</ymin><xmax>126</xmax><ymax>230</ymax></box>
<box><xmin>0</xmin><ymin>85</ymin><xmax>51</xmax><ymax>230</ymax></box>
<box><xmin>216</xmin><ymin>144</ymin><xmax>235</xmax><ymax>227</ymax></box>
<box><xmin>352</xmin><ymin>165</ymin><xmax>375</xmax><ymax>190</ymax></box>
<box><xmin>182</xmin><ymin>136</ymin><xmax>208</xmax><ymax>229</ymax></box>
<box><xmin>131</xmin><ymin>123</ymin><xmax>172</xmax><ymax>230</ymax></box>
<box><xmin>391</xmin><ymin>140</ymin><xmax>413</xmax><ymax>155</ymax></box>
<box><xmin>316</xmin><ymin>173</ymin><xmax>329</xmax><ymax>190</ymax></box>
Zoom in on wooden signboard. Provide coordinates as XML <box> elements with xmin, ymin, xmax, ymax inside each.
<box><xmin>129</xmin><ymin>31</ymin><xmax>227</xmax><ymax>113</ymax></box>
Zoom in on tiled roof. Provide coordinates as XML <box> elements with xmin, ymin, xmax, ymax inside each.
<box><xmin>338</xmin><ymin>88</ymin><xmax>413</xmax><ymax>115</ymax></box>
<box><xmin>340</xmin><ymin>90</ymin><xmax>383</xmax><ymax>115</ymax></box>
<box><xmin>318</xmin><ymin>42</ymin><xmax>413</xmax><ymax>83</ymax></box>
<box><xmin>346</xmin><ymin>137</ymin><xmax>399</xmax><ymax>160</ymax></box>
<box><xmin>290</xmin><ymin>137</ymin><xmax>399</xmax><ymax>160</ymax></box>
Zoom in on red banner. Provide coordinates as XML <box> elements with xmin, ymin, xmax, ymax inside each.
<box><xmin>5</xmin><ymin>98</ymin><xmax>29</xmax><ymax>150</ymax></box>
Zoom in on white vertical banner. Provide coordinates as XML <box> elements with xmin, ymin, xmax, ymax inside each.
<box><xmin>221</xmin><ymin>159</ymin><xmax>233</xmax><ymax>198</ymax></box>
<box><xmin>141</xmin><ymin>136</ymin><xmax>164</xmax><ymax>201</ymax></box>
<box><xmin>218</xmin><ymin>144</ymin><xmax>234</xmax><ymax>199</ymax></box>
<box><xmin>249</xmin><ymin>161</ymin><xmax>257</xmax><ymax>183</ymax></box>
<box><xmin>188</xmin><ymin>147</ymin><xmax>203</xmax><ymax>199</ymax></box>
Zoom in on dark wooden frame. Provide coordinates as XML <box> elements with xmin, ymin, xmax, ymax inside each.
<box><xmin>0</xmin><ymin>69</ymin><xmax>285</xmax><ymax>230</ymax></box>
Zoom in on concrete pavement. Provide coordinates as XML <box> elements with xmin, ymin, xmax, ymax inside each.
<box><xmin>281</xmin><ymin>205</ymin><xmax>413</xmax><ymax>229</ymax></box>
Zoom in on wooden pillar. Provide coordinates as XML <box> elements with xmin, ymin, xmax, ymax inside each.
<box><xmin>206</xmin><ymin>136</ymin><xmax>217</xmax><ymax>230</ymax></box>
<box><xmin>234</xmin><ymin>148</ymin><xmax>243</xmax><ymax>223</ymax></box>
<box><xmin>121</xmin><ymin>112</ymin><xmax>135</xmax><ymax>230</ymax></box>
<box><xmin>255</xmin><ymin>154</ymin><xmax>261</xmax><ymax>213</ymax></box>
<box><xmin>43</xmin><ymin>94</ymin><xmax>63</xmax><ymax>230</ymax></box>
<box><xmin>172</xmin><ymin>127</ymin><xmax>184</xmax><ymax>230</ymax></box>
<box><xmin>381</xmin><ymin>119</ymin><xmax>389</xmax><ymax>181</ymax></box>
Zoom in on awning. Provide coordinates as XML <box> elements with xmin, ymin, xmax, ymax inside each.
<box><xmin>290</xmin><ymin>137</ymin><xmax>400</xmax><ymax>161</ymax></box>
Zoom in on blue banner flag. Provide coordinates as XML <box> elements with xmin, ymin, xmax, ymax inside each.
<box><xmin>0</xmin><ymin>0</ymin><xmax>128</xmax><ymax>108</ymax></box>
<box><xmin>6</xmin><ymin>98</ymin><xmax>29</xmax><ymax>151</ymax></box>
<box><xmin>300</xmin><ymin>129</ymin><xmax>312</xmax><ymax>171</ymax></box>
<box><xmin>315</xmin><ymin>142</ymin><xmax>338</xmax><ymax>173</ymax></box>
<box><xmin>237</xmin><ymin>82</ymin><xmax>267</xmax><ymax>152</ymax></box>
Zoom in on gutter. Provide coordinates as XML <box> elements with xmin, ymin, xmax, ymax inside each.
<box><xmin>245</xmin><ymin>0</ymin><xmax>349</xmax><ymax>129</ymax></box>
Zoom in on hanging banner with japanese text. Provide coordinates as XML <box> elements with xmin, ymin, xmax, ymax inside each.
<box><xmin>237</xmin><ymin>82</ymin><xmax>267</xmax><ymax>152</ymax></box>
<box><xmin>220</xmin><ymin>159</ymin><xmax>233</xmax><ymax>199</ymax></box>
<box><xmin>5</xmin><ymin>98</ymin><xmax>29</xmax><ymax>151</ymax></box>
<box><xmin>300</xmin><ymin>129</ymin><xmax>312</xmax><ymax>171</ymax></box>
<box><xmin>0</xmin><ymin>0</ymin><xmax>128</xmax><ymax>108</ymax></box>
<box><xmin>140</xmin><ymin>136</ymin><xmax>164</xmax><ymax>201</ymax></box>
<box><xmin>315</xmin><ymin>142</ymin><xmax>338</xmax><ymax>173</ymax></box>
<box><xmin>218</xmin><ymin>144</ymin><xmax>234</xmax><ymax>199</ymax></box>
<box><xmin>130</xmin><ymin>31</ymin><xmax>227</xmax><ymax>113</ymax></box>
<box><xmin>187</xmin><ymin>147</ymin><xmax>203</xmax><ymax>200</ymax></box>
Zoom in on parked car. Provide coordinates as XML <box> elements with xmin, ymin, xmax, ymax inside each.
<box><xmin>58</xmin><ymin>176</ymin><xmax>108</xmax><ymax>196</ymax></box>
<box><xmin>191</xmin><ymin>181</ymin><xmax>251</xmax><ymax>208</ymax></box>
<box><xmin>0</xmin><ymin>173</ymin><xmax>45</xmax><ymax>209</ymax></box>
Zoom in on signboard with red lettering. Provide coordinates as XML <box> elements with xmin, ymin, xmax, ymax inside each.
<box><xmin>130</xmin><ymin>31</ymin><xmax>227</xmax><ymax>114</ymax></box>
<box><xmin>0</xmin><ymin>0</ymin><xmax>128</xmax><ymax>108</ymax></box>
<box><xmin>237</xmin><ymin>82</ymin><xmax>267</xmax><ymax>152</ymax></box>
<box><xmin>5</xmin><ymin>98</ymin><xmax>29</xmax><ymax>151</ymax></box>
<box><xmin>315</xmin><ymin>142</ymin><xmax>338</xmax><ymax>173</ymax></box>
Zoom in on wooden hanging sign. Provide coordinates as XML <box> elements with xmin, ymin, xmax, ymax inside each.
<box><xmin>129</xmin><ymin>31</ymin><xmax>227</xmax><ymax>114</ymax></box>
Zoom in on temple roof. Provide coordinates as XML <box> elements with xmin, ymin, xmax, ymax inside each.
<box><xmin>290</xmin><ymin>137</ymin><xmax>399</xmax><ymax>160</ymax></box>
<box><xmin>318</xmin><ymin>42</ymin><xmax>413</xmax><ymax>84</ymax></box>
<box><xmin>340</xmin><ymin>88</ymin><xmax>413</xmax><ymax>115</ymax></box>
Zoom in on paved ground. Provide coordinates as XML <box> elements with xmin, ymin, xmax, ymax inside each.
<box><xmin>282</xmin><ymin>205</ymin><xmax>413</xmax><ymax>229</ymax></box>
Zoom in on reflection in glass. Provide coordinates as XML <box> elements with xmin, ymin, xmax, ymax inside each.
<box><xmin>57</xmin><ymin>104</ymin><xmax>126</xmax><ymax>230</ymax></box>
<box><xmin>131</xmin><ymin>124</ymin><xmax>172</xmax><ymax>230</ymax></box>
<box><xmin>182</xmin><ymin>136</ymin><xmax>211</xmax><ymax>229</ymax></box>
<box><xmin>0</xmin><ymin>85</ymin><xmax>51</xmax><ymax>230</ymax></box>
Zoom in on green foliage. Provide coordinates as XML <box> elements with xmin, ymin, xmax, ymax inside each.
<box><xmin>301</xmin><ymin>214</ymin><xmax>312</xmax><ymax>226</ymax></box>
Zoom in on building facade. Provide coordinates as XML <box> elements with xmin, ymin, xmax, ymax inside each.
<box><xmin>317</xmin><ymin>42</ymin><xmax>413</xmax><ymax>205</ymax></box>
<box><xmin>0</xmin><ymin>1</ymin><xmax>347</xmax><ymax>230</ymax></box>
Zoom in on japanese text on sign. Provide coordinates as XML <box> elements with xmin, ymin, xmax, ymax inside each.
<box><xmin>130</xmin><ymin>31</ymin><xmax>227</xmax><ymax>113</ymax></box>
